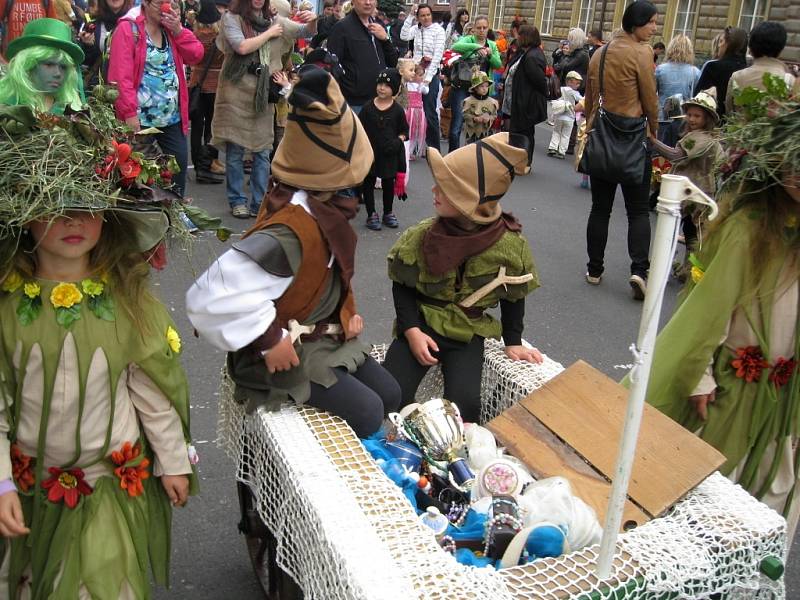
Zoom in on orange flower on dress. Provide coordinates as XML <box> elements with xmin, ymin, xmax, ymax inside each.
<box><xmin>111</xmin><ymin>442</ymin><xmax>150</xmax><ymax>498</ymax></box>
<box><xmin>10</xmin><ymin>444</ymin><xmax>35</xmax><ymax>493</ymax></box>
<box><xmin>769</xmin><ymin>357</ymin><xmax>797</xmax><ymax>389</ymax></box>
<box><xmin>731</xmin><ymin>346</ymin><xmax>770</xmax><ymax>383</ymax></box>
<box><xmin>41</xmin><ymin>467</ymin><xmax>92</xmax><ymax>508</ymax></box>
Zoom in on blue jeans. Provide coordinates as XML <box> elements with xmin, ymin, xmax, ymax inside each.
<box><xmin>350</xmin><ymin>104</ymin><xmax>363</xmax><ymax>115</ymax></box>
<box><xmin>423</xmin><ymin>74</ymin><xmax>441</xmax><ymax>152</ymax></box>
<box><xmin>154</xmin><ymin>121</ymin><xmax>188</xmax><ymax>196</ymax></box>
<box><xmin>447</xmin><ymin>86</ymin><xmax>469</xmax><ymax>152</ymax></box>
<box><xmin>226</xmin><ymin>143</ymin><xmax>269</xmax><ymax>213</ymax></box>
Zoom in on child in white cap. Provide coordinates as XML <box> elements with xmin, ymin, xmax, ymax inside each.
<box><xmin>548</xmin><ymin>70</ymin><xmax>583</xmax><ymax>159</ymax></box>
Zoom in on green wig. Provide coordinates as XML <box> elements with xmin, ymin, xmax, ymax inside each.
<box><xmin>0</xmin><ymin>45</ymin><xmax>82</xmax><ymax>113</ymax></box>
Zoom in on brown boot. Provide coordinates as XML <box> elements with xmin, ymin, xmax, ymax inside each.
<box><xmin>210</xmin><ymin>159</ymin><xmax>225</xmax><ymax>175</ymax></box>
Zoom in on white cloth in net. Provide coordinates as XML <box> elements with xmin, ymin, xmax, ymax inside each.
<box><xmin>218</xmin><ymin>338</ymin><xmax>787</xmax><ymax>599</ymax></box>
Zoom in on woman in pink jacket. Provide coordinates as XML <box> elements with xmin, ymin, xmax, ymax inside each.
<box><xmin>108</xmin><ymin>0</ymin><xmax>204</xmax><ymax>195</ymax></box>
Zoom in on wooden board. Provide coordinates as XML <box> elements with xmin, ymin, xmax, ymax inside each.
<box><xmin>487</xmin><ymin>404</ymin><xmax>649</xmax><ymax>530</ymax></box>
<box><xmin>520</xmin><ymin>360</ymin><xmax>725</xmax><ymax>518</ymax></box>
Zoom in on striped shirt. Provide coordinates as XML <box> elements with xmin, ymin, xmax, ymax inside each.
<box><xmin>400</xmin><ymin>16</ymin><xmax>445</xmax><ymax>84</ymax></box>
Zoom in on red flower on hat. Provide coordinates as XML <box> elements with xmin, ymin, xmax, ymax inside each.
<box><xmin>11</xmin><ymin>444</ymin><xmax>35</xmax><ymax>493</ymax></box>
<box><xmin>111</xmin><ymin>442</ymin><xmax>150</xmax><ymax>498</ymax></box>
<box><xmin>769</xmin><ymin>357</ymin><xmax>797</xmax><ymax>389</ymax></box>
<box><xmin>731</xmin><ymin>346</ymin><xmax>770</xmax><ymax>383</ymax></box>
<box><xmin>41</xmin><ymin>467</ymin><xmax>92</xmax><ymax>508</ymax></box>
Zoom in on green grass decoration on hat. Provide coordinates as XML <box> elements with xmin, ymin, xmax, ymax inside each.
<box><xmin>0</xmin><ymin>85</ymin><xmax>231</xmax><ymax>249</ymax></box>
<box><xmin>720</xmin><ymin>73</ymin><xmax>799</xmax><ymax>193</ymax></box>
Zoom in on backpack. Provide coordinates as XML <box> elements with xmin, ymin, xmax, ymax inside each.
<box><xmin>545</xmin><ymin>65</ymin><xmax>560</xmax><ymax>101</ymax></box>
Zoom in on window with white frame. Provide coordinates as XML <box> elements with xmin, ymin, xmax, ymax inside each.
<box><xmin>738</xmin><ymin>0</ymin><xmax>769</xmax><ymax>32</ymax></box>
<box><xmin>492</xmin><ymin>0</ymin><xmax>506</xmax><ymax>30</ymax></box>
<box><xmin>673</xmin><ymin>0</ymin><xmax>697</xmax><ymax>36</ymax></box>
<box><xmin>540</xmin><ymin>0</ymin><xmax>556</xmax><ymax>34</ymax></box>
<box><xmin>578</xmin><ymin>0</ymin><xmax>595</xmax><ymax>33</ymax></box>
<box><xmin>436</xmin><ymin>0</ymin><xmax>450</xmax><ymax>5</ymax></box>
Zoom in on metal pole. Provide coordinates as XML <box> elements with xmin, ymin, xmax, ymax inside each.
<box><xmin>595</xmin><ymin>175</ymin><xmax>718</xmax><ymax>579</ymax></box>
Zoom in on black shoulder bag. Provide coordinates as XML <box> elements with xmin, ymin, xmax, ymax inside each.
<box><xmin>189</xmin><ymin>41</ymin><xmax>218</xmax><ymax>120</ymax></box>
<box><xmin>578</xmin><ymin>42</ymin><xmax>649</xmax><ymax>185</ymax></box>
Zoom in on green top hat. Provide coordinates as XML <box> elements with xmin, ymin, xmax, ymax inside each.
<box><xmin>6</xmin><ymin>18</ymin><xmax>85</xmax><ymax>66</ymax></box>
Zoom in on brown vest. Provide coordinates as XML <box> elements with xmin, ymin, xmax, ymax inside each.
<box><xmin>244</xmin><ymin>204</ymin><xmax>357</xmax><ymax>338</ymax></box>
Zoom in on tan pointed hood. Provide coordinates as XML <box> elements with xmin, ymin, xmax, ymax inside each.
<box><xmin>271</xmin><ymin>65</ymin><xmax>373</xmax><ymax>192</ymax></box>
<box><xmin>427</xmin><ymin>133</ymin><xmax>530</xmax><ymax>223</ymax></box>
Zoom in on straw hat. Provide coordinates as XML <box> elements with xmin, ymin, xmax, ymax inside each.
<box><xmin>427</xmin><ymin>132</ymin><xmax>530</xmax><ymax>224</ymax></box>
<box><xmin>682</xmin><ymin>87</ymin><xmax>719</xmax><ymax>124</ymax></box>
<box><xmin>7</xmin><ymin>18</ymin><xmax>84</xmax><ymax>65</ymax></box>
<box><xmin>271</xmin><ymin>65</ymin><xmax>373</xmax><ymax>191</ymax></box>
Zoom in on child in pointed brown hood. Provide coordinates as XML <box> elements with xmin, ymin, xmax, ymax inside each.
<box><xmin>383</xmin><ymin>132</ymin><xmax>544</xmax><ymax>423</ymax></box>
<box><xmin>188</xmin><ymin>66</ymin><xmax>400</xmax><ymax>438</ymax></box>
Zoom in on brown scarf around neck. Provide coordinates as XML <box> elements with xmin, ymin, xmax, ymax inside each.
<box><xmin>422</xmin><ymin>212</ymin><xmax>522</xmax><ymax>276</ymax></box>
<box><xmin>259</xmin><ymin>179</ymin><xmax>358</xmax><ymax>288</ymax></box>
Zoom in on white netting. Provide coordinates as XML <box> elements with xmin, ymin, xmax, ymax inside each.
<box><xmin>217</xmin><ymin>339</ymin><xmax>787</xmax><ymax>599</ymax></box>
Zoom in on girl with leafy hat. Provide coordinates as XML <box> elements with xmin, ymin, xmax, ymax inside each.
<box><xmin>642</xmin><ymin>76</ymin><xmax>800</xmax><ymax>538</ymax></box>
<box><xmin>187</xmin><ymin>66</ymin><xmax>401</xmax><ymax>438</ymax></box>
<box><xmin>0</xmin><ymin>18</ymin><xmax>85</xmax><ymax>114</ymax></box>
<box><xmin>383</xmin><ymin>132</ymin><xmax>544</xmax><ymax>424</ymax></box>
<box><xmin>651</xmin><ymin>87</ymin><xmax>726</xmax><ymax>280</ymax></box>
<box><xmin>0</xmin><ymin>94</ymin><xmax>204</xmax><ymax>598</ymax></box>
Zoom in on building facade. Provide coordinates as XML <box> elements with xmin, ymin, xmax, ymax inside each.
<box><xmin>428</xmin><ymin>0</ymin><xmax>799</xmax><ymax>63</ymax></box>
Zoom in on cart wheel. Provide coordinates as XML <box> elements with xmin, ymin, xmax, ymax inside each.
<box><xmin>237</xmin><ymin>482</ymin><xmax>304</xmax><ymax>600</ymax></box>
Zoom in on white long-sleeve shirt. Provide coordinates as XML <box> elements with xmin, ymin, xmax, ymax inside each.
<box><xmin>186</xmin><ymin>191</ymin><xmax>324</xmax><ymax>352</ymax></box>
<box><xmin>400</xmin><ymin>15</ymin><xmax>445</xmax><ymax>84</ymax></box>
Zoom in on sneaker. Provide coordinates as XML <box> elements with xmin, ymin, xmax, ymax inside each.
<box><xmin>556</xmin><ymin>152</ymin><xmax>566</xmax><ymax>160</ymax></box>
<box><xmin>629</xmin><ymin>274</ymin><xmax>647</xmax><ymax>301</ymax></box>
<box><xmin>249</xmin><ymin>207</ymin><xmax>261</xmax><ymax>218</ymax></box>
<box><xmin>243</xmin><ymin>159</ymin><xmax>252</xmax><ymax>174</ymax></box>
<box><xmin>382</xmin><ymin>212</ymin><xmax>399</xmax><ymax>228</ymax></box>
<box><xmin>585</xmin><ymin>273</ymin><xmax>602</xmax><ymax>285</ymax></box>
<box><xmin>231</xmin><ymin>205</ymin><xmax>250</xmax><ymax>219</ymax></box>
<box><xmin>547</xmin><ymin>149</ymin><xmax>556</xmax><ymax>156</ymax></box>
<box><xmin>366</xmin><ymin>212</ymin><xmax>382</xmax><ymax>231</ymax></box>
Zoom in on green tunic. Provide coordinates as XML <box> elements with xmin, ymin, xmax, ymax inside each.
<box><xmin>644</xmin><ymin>206</ymin><xmax>800</xmax><ymax>513</ymax></box>
<box><xmin>0</xmin><ymin>278</ymin><xmax>197</xmax><ymax>599</ymax></box>
<box><xmin>387</xmin><ymin>217</ymin><xmax>539</xmax><ymax>343</ymax></box>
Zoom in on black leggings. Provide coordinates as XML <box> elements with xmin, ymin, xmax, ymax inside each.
<box><xmin>382</xmin><ymin>326</ymin><xmax>485</xmax><ymax>424</ymax></box>
<box><xmin>362</xmin><ymin>175</ymin><xmax>395</xmax><ymax>216</ymax></box>
<box><xmin>305</xmin><ymin>356</ymin><xmax>401</xmax><ymax>438</ymax></box>
<box><xmin>586</xmin><ymin>175</ymin><xmax>651</xmax><ymax>278</ymax></box>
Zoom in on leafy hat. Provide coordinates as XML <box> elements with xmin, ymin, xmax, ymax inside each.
<box><xmin>682</xmin><ymin>87</ymin><xmax>719</xmax><ymax>124</ymax></box>
<box><xmin>427</xmin><ymin>132</ymin><xmax>530</xmax><ymax>224</ymax></box>
<box><xmin>469</xmin><ymin>70</ymin><xmax>492</xmax><ymax>92</ymax></box>
<box><xmin>718</xmin><ymin>73</ymin><xmax>799</xmax><ymax>191</ymax></box>
<box><xmin>0</xmin><ymin>87</ymin><xmax>229</xmax><ymax>261</ymax></box>
<box><xmin>7</xmin><ymin>18</ymin><xmax>84</xmax><ymax>65</ymax></box>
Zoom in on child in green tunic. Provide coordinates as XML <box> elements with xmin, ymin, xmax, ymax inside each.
<box><xmin>0</xmin><ymin>101</ymin><xmax>200</xmax><ymax>599</ymax></box>
<box><xmin>383</xmin><ymin>132</ymin><xmax>543</xmax><ymax>424</ymax></box>
<box><xmin>644</xmin><ymin>79</ymin><xmax>800</xmax><ymax>537</ymax></box>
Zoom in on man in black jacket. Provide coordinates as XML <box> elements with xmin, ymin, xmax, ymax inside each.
<box><xmin>326</xmin><ymin>0</ymin><xmax>398</xmax><ymax>111</ymax></box>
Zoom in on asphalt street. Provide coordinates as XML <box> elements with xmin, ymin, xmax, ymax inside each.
<box><xmin>153</xmin><ymin>125</ymin><xmax>798</xmax><ymax>599</ymax></box>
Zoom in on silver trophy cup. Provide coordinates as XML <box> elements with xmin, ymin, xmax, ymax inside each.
<box><xmin>401</xmin><ymin>398</ymin><xmax>475</xmax><ymax>491</ymax></box>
